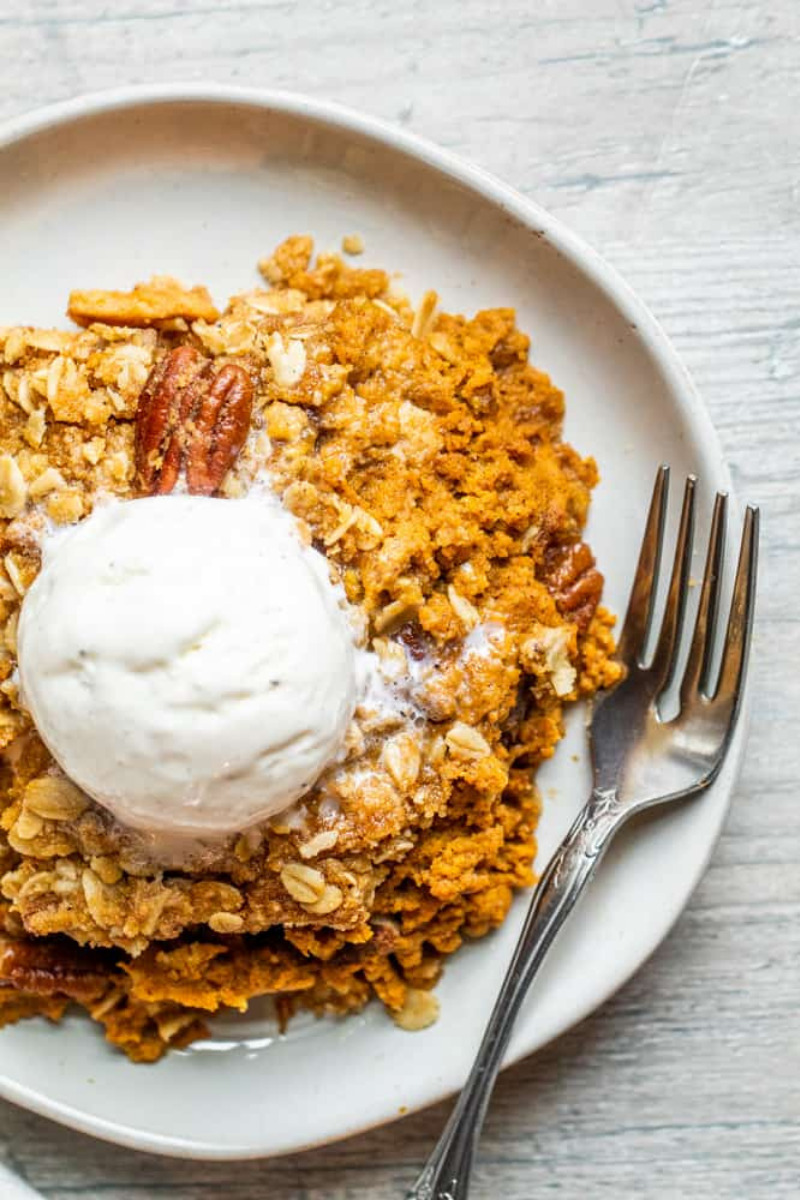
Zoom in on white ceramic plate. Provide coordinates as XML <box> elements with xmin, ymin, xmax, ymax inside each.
<box><xmin>0</xmin><ymin>85</ymin><xmax>746</xmax><ymax>1160</ymax></box>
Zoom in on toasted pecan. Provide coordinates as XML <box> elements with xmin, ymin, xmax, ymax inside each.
<box><xmin>185</xmin><ymin>363</ymin><xmax>254</xmax><ymax>495</ymax></box>
<box><xmin>134</xmin><ymin>348</ymin><xmax>254</xmax><ymax>496</ymax></box>
<box><xmin>0</xmin><ymin>937</ymin><xmax>115</xmax><ymax>1003</ymax></box>
<box><xmin>542</xmin><ymin>541</ymin><xmax>603</xmax><ymax>632</ymax></box>
<box><xmin>135</xmin><ymin>345</ymin><xmax>209</xmax><ymax>494</ymax></box>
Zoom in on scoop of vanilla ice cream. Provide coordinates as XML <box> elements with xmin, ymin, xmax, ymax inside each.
<box><xmin>17</xmin><ymin>495</ymin><xmax>359</xmax><ymax>836</ymax></box>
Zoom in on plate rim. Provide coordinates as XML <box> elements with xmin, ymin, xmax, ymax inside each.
<box><xmin>0</xmin><ymin>82</ymin><xmax>747</xmax><ymax>1160</ymax></box>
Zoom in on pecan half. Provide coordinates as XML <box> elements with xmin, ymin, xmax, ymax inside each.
<box><xmin>134</xmin><ymin>347</ymin><xmax>254</xmax><ymax>496</ymax></box>
<box><xmin>135</xmin><ymin>346</ymin><xmax>208</xmax><ymax>494</ymax></box>
<box><xmin>185</xmin><ymin>364</ymin><xmax>255</xmax><ymax>495</ymax></box>
<box><xmin>542</xmin><ymin>541</ymin><xmax>603</xmax><ymax>633</ymax></box>
<box><xmin>0</xmin><ymin>937</ymin><xmax>115</xmax><ymax>1003</ymax></box>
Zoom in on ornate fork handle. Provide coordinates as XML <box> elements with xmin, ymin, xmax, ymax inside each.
<box><xmin>408</xmin><ymin>476</ymin><xmax>759</xmax><ymax>1198</ymax></box>
<box><xmin>407</xmin><ymin>788</ymin><xmax>626</xmax><ymax>1200</ymax></box>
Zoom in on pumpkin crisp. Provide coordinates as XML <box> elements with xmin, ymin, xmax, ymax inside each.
<box><xmin>0</xmin><ymin>236</ymin><xmax>621</xmax><ymax>1060</ymax></box>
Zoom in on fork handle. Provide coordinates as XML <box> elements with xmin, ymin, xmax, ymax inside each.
<box><xmin>407</xmin><ymin>788</ymin><xmax>625</xmax><ymax>1200</ymax></box>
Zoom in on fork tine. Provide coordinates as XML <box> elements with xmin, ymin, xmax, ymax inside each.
<box><xmin>708</xmin><ymin>505</ymin><xmax>759</xmax><ymax>711</ymax></box>
<box><xmin>616</xmin><ymin>465</ymin><xmax>669</xmax><ymax>668</ymax></box>
<box><xmin>680</xmin><ymin>492</ymin><xmax>727</xmax><ymax>705</ymax></box>
<box><xmin>649</xmin><ymin>475</ymin><xmax>696</xmax><ymax>689</ymax></box>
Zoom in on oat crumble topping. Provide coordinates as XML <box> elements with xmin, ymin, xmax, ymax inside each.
<box><xmin>0</xmin><ymin>236</ymin><xmax>621</xmax><ymax>1060</ymax></box>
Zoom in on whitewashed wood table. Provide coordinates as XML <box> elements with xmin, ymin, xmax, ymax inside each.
<box><xmin>1</xmin><ymin>2</ymin><xmax>798</xmax><ymax>1196</ymax></box>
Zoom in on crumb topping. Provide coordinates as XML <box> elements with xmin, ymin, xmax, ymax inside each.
<box><xmin>0</xmin><ymin>236</ymin><xmax>621</xmax><ymax>1059</ymax></box>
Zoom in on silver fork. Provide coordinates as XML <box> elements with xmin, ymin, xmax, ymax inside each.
<box><xmin>408</xmin><ymin>466</ymin><xmax>759</xmax><ymax>1200</ymax></box>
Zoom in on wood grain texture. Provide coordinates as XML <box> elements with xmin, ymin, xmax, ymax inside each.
<box><xmin>1</xmin><ymin>1</ymin><xmax>798</xmax><ymax>1196</ymax></box>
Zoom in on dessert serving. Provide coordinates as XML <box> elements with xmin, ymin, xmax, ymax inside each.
<box><xmin>0</xmin><ymin>235</ymin><xmax>621</xmax><ymax>1061</ymax></box>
